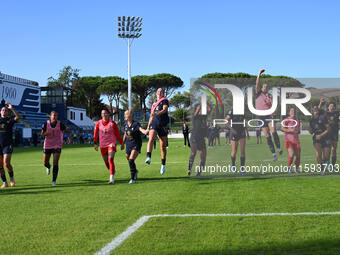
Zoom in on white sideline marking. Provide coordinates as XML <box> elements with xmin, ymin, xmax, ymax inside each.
<box><xmin>95</xmin><ymin>211</ymin><xmax>340</xmax><ymax>255</ymax></box>
<box><xmin>95</xmin><ymin>216</ymin><xmax>151</xmax><ymax>255</ymax></box>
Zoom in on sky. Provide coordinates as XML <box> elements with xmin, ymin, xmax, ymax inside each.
<box><xmin>1</xmin><ymin>0</ymin><xmax>340</xmax><ymax>96</ymax></box>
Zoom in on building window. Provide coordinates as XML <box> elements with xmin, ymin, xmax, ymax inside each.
<box><xmin>80</xmin><ymin>112</ymin><xmax>83</xmax><ymax>121</ymax></box>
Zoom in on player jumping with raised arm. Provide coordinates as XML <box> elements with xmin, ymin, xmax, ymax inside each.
<box><xmin>309</xmin><ymin>105</ymin><xmax>331</xmax><ymax>174</ymax></box>
<box><xmin>94</xmin><ymin>109</ymin><xmax>123</xmax><ymax>184</ymax></box>
<box><xmin>281</xmin><ymin>108</ymin><xmax>301</xmax><ymax>173</ymax></box>
<box><xmin>319</xmin><ymin>98</ymin><xmax>340</xmax><ymax>169</ymax></box>
<box><xmin>42</xmin><ymin>111</ymin><xmax>71</xmax><ymax>186</ymax></box>
<box><xmin>0</xmin><ymin>102</ymin><xmax>20</xmax><ymax>188</ymax></box>
<box><xmin>256</xmin><ymin>69</ymin><xmax>282</xmax><ymax>161</ymax></box>
<box><xmin>145</xmin><ymin>88</ymin><xmax>169</xmax><ymax>175</ymax></box>
<box><xmin>225</xmin><ymin>108</ymin><xmax>250</xmax><ymax>175</ymax></box>
<box><xmin>122</xmin><ymin>110</ymin><xmax>147</xmax><ymax>184</ymax></box>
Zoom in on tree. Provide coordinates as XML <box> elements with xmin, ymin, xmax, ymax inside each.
<box><xmin>173</xmin><ymin>108</ymin><xmax>189</xmax><ymax>122</ymax></box>
<box><xmin>120</xmin><ymin>92</ymin><xmax>141</xmax><ymax>110</ymax></box>
<box><xmin>147</xmin><ymin>93</ymin><xmax>157</xmax><ymax>109</ymax></box>
<box><xmin>72</xmin><ymin>76</ymin><xmax>103</xmax><ymax>118</ymax></box>
<box><xmin>171</xmin><ymin>91</ymin><xmax>190</xmax><ymax>109</ymax></box>
<box><xmin>149</xmin><ymin>73</ymin><xmax>184</xmax><ymax>98</ymax></box>
<box><xmin>48</xmin><ymin>66</ymin><xmax>80</xmax><ymax>103</ymax></box>
<box><xmin>131</xmin><ymin>75</ymin><xmax>154</xmax><ymax>121</ymax></box>
<box><xmin>97</xmin><ymin>76</ymin><xmax>126</xmax><ymax>115</ymax></box>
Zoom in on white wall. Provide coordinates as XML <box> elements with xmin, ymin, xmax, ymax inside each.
<box><xmin>67</xmin><ymin>107</ymin><xmax>94</xmax><ymax>128</ymax></box>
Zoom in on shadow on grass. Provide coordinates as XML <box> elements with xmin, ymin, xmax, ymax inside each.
<box><xmin>0</xmin><ymin>179</ymin><xmax>115</xmax><ymax>195</ymax></box>
<box><xmin>0</xmin><ymin>189</ymin><xmax>61</xmax><ymax>196</ymax></box>
<box><xmin>0</xmin><ymin>176</ymin><xmax>243</xmax><ymax>195</ymax></box>
<box><xmin>2</xmin><ymin>171</ymin><xmax>331</xmax><ymax>195</ymax></box>
<box><xmin>161</xmin><ymin>238</ymin><xmax>340</xmax><ymax>255</ymax></box>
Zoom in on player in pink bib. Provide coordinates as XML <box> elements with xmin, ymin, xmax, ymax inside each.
<box><xmin>281</xmin><ymin>108</ymin><xmax>301</xmax><ymax>173</ymax></box>
<box><xmin>256</xmin><ymin>69</ymin><xmax>283</xmax><ymax>161</ymax></box>
<box><xmin>41</xmin><ymin>111</ymin><xmax>71</xmax><ymax>186</ymax></box>
<box><xmin>93</xmin><ymin>109</ymin><xmax>123</xmax><ymax>184</ymax></box>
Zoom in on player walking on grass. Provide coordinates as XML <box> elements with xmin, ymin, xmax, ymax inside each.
<box><xmin>256</xmin><ymin>69</ymin><xmax>282</xmax><ymax>161</ymax></box>
<box><xmin>145</xmin><ymin>88</ymin><xmax>169</xmax><ymax>175</ymax></box>
<box><xmin>225</xmin><ymin>109</ymin><xmax>250</xmax><ymax>175</ymax></box>
<box><xmin>309</xmin><ymin>106</ymin><xmax>331</xmax><ymax>173</ymax></box>
<box><xmin>94</xmin><ymin>109</ymin><xmax>123</xmax><ymax>184</ymax></box>
<box><xmin>42</xmin><ymin>111</ymin><xmax>71</xmax><ymax>186</ymax></box>
<box><xmin>122</xmin><ymin>110</ymin><xmax>147</xmax><ymax>184</ymax></box>
<box><xmin>319</xmin><ymin>98</ymin><xmax>340</xmax><ymax>169</ymax></box>
<box><xmin>0</xmin><ymin>102</ymin><xmax>20</xmax><ymax>188</ymax></box>
<box><xmin>281</xmin><ymin>108</ymin><xmax>301</xmax><ymax>173</ymax></box>
<box><xmin>187</xmin><ymin>104</ymin><xmax>208</xmax><ymax>177</ymax></box>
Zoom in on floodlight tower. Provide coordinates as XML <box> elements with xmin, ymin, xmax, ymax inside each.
<box><xmin>117</xmin><ymin>16</ymin><xmax>143</xmax><ymax>109</ymax></box>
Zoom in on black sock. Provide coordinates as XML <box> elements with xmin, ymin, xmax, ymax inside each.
<box><xmin>1</xmin><ymin>173</ymin><xmax>6</xmax><ymax>183</ymax></box>
<box><xmin>332</xmin><ymin>156</ymin><xmax>337</xmax><ymax>166</ymax></box>
<box><xmin>188</xmin><ymin>153</ymin><xmax>195</xmax><ymax>171</ymax></box>
<box><xmin>199</xmin><ymin>161</ymin><xmax>205</xmax><ymax>172</ymax></box>
<box><xmin>147</xmin><ymin>152</ymin><xmax>151</xmax><ymax>158</ymax></box>
<box><xmin>8</xmin><ymin>171</ymin><xmax>14</xmax><ymax>178</ymax></box>
<box><xmin>128</xmin><ymin>159</ymin><xmax>136</xmax><ymax>180</ymax></box>
<box><xmin>44</xmin><ymin>162</ymin><xmax>51</xmax><ymax>169</ymax></box>
<box><xmin>52</xmin><ymin>165</ymin><xmax>59</xmax><ymax>182</ymax></box>
<box><xmin>266</xmin><ymin>136</ymin><xmax>275</xmax><ymax>153</ymax></box>
<box><xmin>240</xmin><ymin>156</ymin><xmax>245</xmax><ymax>171</ymax></box>
<box><xmin>231</xmin><ymin>156</ymin><xmax>236</xmax><ymax>166</ymax></box>
<box><xmin>240</xmin><ymin>157</ymin><xmax>245</xmax><ymax>167</ymax></box>
<box><xmin>162</xmin><ymin>158</ymin><xmax>166</xmax><ymax>166</ymax></box>
<box><xmin>272</xmin><ymin>132</ymin><xmax>281</xmax><ymax>149</ymax></box>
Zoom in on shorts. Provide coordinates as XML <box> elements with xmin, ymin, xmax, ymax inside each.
<box><xmin>231</xmin><ymin>129</ymin><xmax>246</xmax><ymax>141</ymax></box>
<box><xmin>284</xmin><ymin>141</ymin><xmax>301</xmax><ymax>152</ymax></box>
<box><xmin>43</xmin><ymin>148</ymin><xmax>62</xmax><ymax>154</ymax></box>
<box><xmin>256</xmin><ymin>130</ymin><xmax>261</xmax><ymax>136</ymax></box>
<box><xmin>100</xmin><ymin>145</ymin><xmax>116</xmax><ymax>156</ymax></box>
<box><xmin>126</xmin><ymin>143</ymin><xmax>142</xmax><ymax>155</ymax></box>
<box><xmin>258</xmin><ymin>116</ymin><xmax>273</xmax><ymax>128</ymax></box>
<box><xmin>190</xmin><ymin>136</ymin><xmax>206</xmax><ymax>151</ymax></box>
<box><xmin>0</xmin><ymin>144</ymin><xmax>13</xmax><ymax>155</ymax></box>
<box><xmin>149</xmin><ymin>119</ymin><xmax>168</xmax><ymax>137</ymax></box>
<box><xmin>328</xmin><ymin>132</ymin><xmax>339</xmax><ymax>142</ymax></box>
<box><xmin>313</xmin><ymin>136</ymin><xmax>331</xmax><ymax>148</ymax></box>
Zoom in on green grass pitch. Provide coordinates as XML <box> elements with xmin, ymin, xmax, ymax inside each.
<box><xmin>1</xmin><ymin>136</ymin><xmax>340</xmax><ymax>254</ymax></box>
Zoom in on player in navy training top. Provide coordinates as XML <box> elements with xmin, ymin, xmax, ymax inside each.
<box><xmin>0</xmin><ymin>102</ymin><xmax>21</xmax><ymax>188</ymax></box>
<box><xmin>145</xmin><ymin>88</ymin><xmax>169</xmax><ymax>175</ymax></box>
<box><xmin>225</xmin><ymin>108</ymin><xmax>250</xmax><ymax>175</ymax></box>
<box><xmin>318</xmin><ymin>98</ymin><xmax>340</xmax><ymax>168</ymax></box>
<box><xmin>122</xmin><ymin>110</ymin><xmax>147</xmax><ymax>184</ymax></box>
<box><xmin>309</xmin><ymin>105</ymin><xmax>331</xmax><ymax>172</ymax></box>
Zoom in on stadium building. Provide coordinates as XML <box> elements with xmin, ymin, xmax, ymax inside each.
<box><xmin>0</xmin><ymin>72</ymin><xmax>94</xmax><ymax>145</ymax></box>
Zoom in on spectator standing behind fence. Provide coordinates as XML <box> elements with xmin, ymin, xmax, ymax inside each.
<box><xmin>182</xmin><ymin>122</ymin><xmax>190</xmax><ymax>147</ymax></box>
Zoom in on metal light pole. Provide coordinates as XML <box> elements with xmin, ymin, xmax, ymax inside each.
<box><xmin>117</xmin><ymin>16</ymin><xmax>142</xmax><ymax>109</ymax></box>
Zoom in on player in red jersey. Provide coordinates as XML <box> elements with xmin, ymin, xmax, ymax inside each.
<box><xmin>281</xmin><ymin>108</ymin><xmax>301</xmax><ymax>173</ymax></box>
<box><xmin>94</xmin><ymin>109</ymin><xmax>123</xmax><ymax>184</ymax></box>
